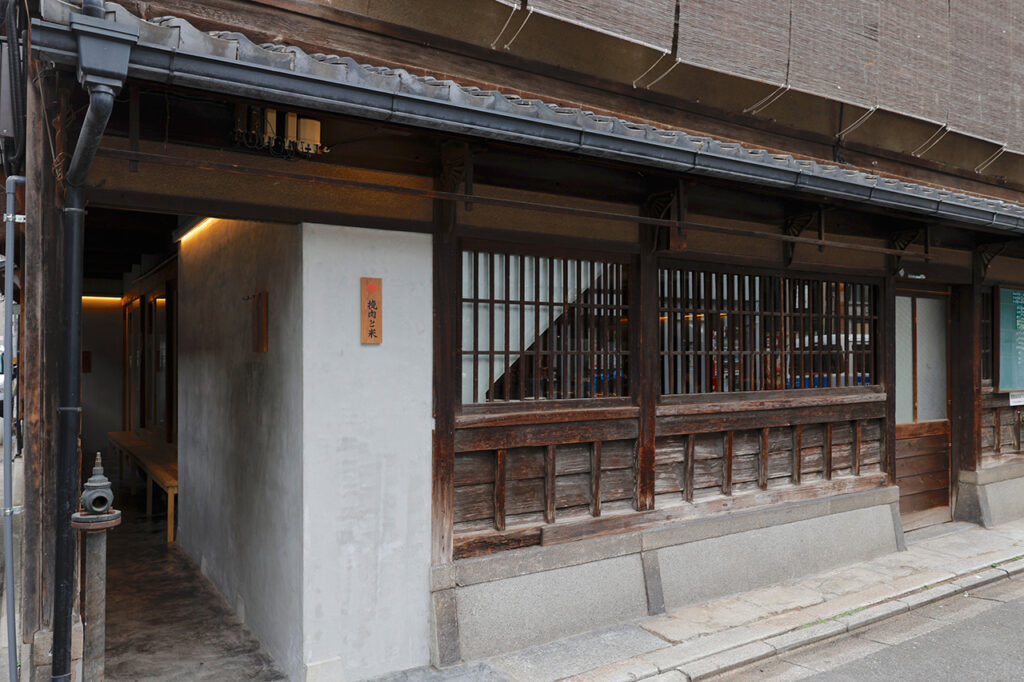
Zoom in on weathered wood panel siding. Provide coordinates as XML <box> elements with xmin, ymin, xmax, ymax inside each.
<box><xmin>981</xmin><ymin>404</ymin><xmax>1024</xmax><ymax>468</ymax></box>
<box><xmin>453</xmin><ymin>407</ymin><xmax>886</xmax><ymax>558</ymax></box>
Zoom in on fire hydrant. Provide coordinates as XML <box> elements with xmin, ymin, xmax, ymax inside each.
<box><xmin>71</xmin><ymin>453</ymin><xmax>121</xmax><ymax>681</ymax></box>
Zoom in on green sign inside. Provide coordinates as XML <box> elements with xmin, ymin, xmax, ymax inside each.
<box><xmin>999</xmin><ymin>287</ymin><xmax>1024</xmax><ymax>391</ymax></box>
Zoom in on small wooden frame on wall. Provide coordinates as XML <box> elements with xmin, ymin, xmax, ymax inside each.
<box><xmin>252</xmin><ymin>291</ymin><xmax>268</xmax><ymax>353</ymax></box>
<box><xmin>361</xmin><ymin>277</ymin><xmax>382</xmax><ymax>344</ymax></box>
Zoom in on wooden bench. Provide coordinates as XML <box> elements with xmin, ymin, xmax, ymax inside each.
<box><xmin>107</xmin><ymin>431</ymin><xmax>178</xmax><ymax>543</ymax></box>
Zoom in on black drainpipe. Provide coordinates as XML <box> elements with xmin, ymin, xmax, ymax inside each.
<box><xmin>52</xmin><ymin>5</ymin><xmax>137</xmax><ymax>680</ymax></box>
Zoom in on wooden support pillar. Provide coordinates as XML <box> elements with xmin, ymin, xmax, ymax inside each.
<box><xmin>792</xmin><ymin>425</ymin><xmax>803</xmax><ymax>484</ymax></box>
<box><xmin>590</xmin><ymin>442</ymin><xmax>602</xmax><ymax>517</ymax></box>
<box><xmin>882</xmin><ymin>274</ymin><xmax>897</xmax><ymax>484</ymax></box>
<box><xmin>758</xmin><ymin>427</ymin><xmax>769</xmax><ymax>490</ymax></box>
<box><xmin>544</xmin><ymin>445</ymin><xmax>556</xmax><ymax>523</ymax></box>
<box><xmin>430</xmin><ymin>144</ymin><xmax>464</xmax><ymax>565</ymax></box>
<box><xmin>684</xmin><ymin>435</ymin><xmax>694</xmax><ymax>503</ymax></box>
<box><xmin>951</xmin><ymin>263</ymin><xmax>983</xmax><ymax>473</ymax></box>
<box><xmin>722</xmin><ymin>431</ymin><xmax>734</xmax><ymax>496</ymax></box>
<box><xmin>493</xmin><ymin>449</ymin><xmax>506</xmax><ymax>531</ymax></box>
<box><xmin>824</xmin><ymin>423</ymin><xmax>833</xmax><ymax>480</ymax></box>
<box><xmin>21</xmin><ymin>66</ymin><xmax>69</xmax><ymax>640</ymax></box>
<box><xmin>634</xmin><ymin>208</ymin><xmax>660</xmax><ymax>511</ymax></box>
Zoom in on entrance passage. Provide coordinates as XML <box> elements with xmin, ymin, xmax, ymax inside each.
<box><xmin>105</xmin><ymin>498</ymin><xmax>285</xmax><ymax>680</ymax></box>
<box><xmin>895</xmin><ymin>293</ymin><xmax>951</xmax><ymax>530</ymax></box>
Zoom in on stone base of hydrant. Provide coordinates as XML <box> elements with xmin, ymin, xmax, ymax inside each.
<box><xmin>30</xmin><ymin>623</ymin><xmax>83</xmax><ymax>681</ymax></box>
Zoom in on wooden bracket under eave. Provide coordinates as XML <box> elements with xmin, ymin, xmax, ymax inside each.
<box><xmin>782</xmin><ymin>210</ymin><xmax>816</xmax><ymax>267</ymax></box>
<box><xmin>888</xmin><ymin>225</ymin><xmax>929</xmax><ymax>275</ymax></box>
<box><xmin>976</xmin><ymin>240</ymin><xmax>1011</xmax><ymax>280</ymax></box>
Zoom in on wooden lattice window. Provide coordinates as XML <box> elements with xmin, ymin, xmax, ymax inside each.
<box><xmin>659</xmin><ymin>264</ymin><xmax>878</xmax><ymax>394</ymax></box>
<box><xmin>460</xmin><ymin>246</ymin><xmax>630</xmax><ymax>403</ymax></box>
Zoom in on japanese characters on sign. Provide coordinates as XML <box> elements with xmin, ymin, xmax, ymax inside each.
<box><xmin>361</xmin><ymin>277</ymin><xmax>382</xmax><ymax>344</ymax></box>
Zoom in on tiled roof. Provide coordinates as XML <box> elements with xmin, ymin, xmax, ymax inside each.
<box><xmin>33</xmin><ymin>1</ymin><xmax>1024</xmax><ymax>233</ymax></box>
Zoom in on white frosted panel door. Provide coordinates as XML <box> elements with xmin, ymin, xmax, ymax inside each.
<box><xmin>916</xmin><ymin>297</ymin><xmax>947</xmax><ymax>422</ymax></box>
<box><xmin>895</xmin><ymin>296</ymin><xmax>914</xmax><ymax>423</ymax></box>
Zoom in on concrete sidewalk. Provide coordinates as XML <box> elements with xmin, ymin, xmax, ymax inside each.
<box><xmin>385</xmin><ymin>518</ymin><xmax>1024</xmax><ymax>682</ymax></box>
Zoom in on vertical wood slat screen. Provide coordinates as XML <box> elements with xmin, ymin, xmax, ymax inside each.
<box><xmin>789</xmin><ymin>0</ymin><xmax>879</xmax><ymax>107</ymax></box>
<box><xmin>490</xmin><ymin>0</ymin><xmax>1024</xmax><ymax>153</ymax></box>
<box><xmin>675</xmin><ymin>0</ymin><xmax>791</xmax><ymax>86</ymax></box>
<box><xmin>528</xmin><ymin>0</ymin><xmax>677</xmax><ymax>52</ymax></box>
<box><xmin>460</xmin><ymin>248</ymin><xmax>630</xmax><ymax>403</ymax></box>
<box><xmin>948</xmin><ymin>0</ymin><xmax>1016</xmax><ymax>146</ymax></box>
<box><xmin>658</xmin><ymin>265</ymin><xmax>878</xmax><ymax>395</ymax></box>
<box><xmin>877</xmin><ymin>0</ymin><xmax>949</xmax><ymax>124</ymax></box>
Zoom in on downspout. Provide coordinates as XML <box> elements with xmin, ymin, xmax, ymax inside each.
<box><xmin>4</xmin><ymin>174</ymin><xmax>24</xmax><ymax>682</ymax></box>
<box><xmin>51</xmin><ymin>6</ymin><xmax>137</xmax><ymax>681</ymax></box>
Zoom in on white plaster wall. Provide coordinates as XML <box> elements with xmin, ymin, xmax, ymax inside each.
<box><xmin>300</xmin><ymin>224</ymin><xmax>433</xmax><ymax>680</ymax></box>
<box><xmin>178</xmin><ymin>220</ymin><xmax>305</xmax><ymax>680</ymax></box>
<box><xmin>81</xmin><ymin>299</ymin><xmax>123</xmax><ymax>459</ymax></box>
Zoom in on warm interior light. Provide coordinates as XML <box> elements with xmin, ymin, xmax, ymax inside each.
<box><xmin>81</xmin><ymin>296</ymin><xmax>122</xmax><ymax>304</ymax></box>
<box><xmin>179</xmin><ymin>217</ymin><xmax>218</xmax><ymax>243</ymax></box>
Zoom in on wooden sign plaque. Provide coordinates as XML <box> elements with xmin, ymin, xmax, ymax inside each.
<box><xmin>361</xmin><ymin>277</ymin><xmax>382</xmax><ymax>344</ymax></box>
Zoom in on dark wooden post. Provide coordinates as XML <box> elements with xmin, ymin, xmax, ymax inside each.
<box><xmin>951</xmin><ymin>265</ymin><xmax>983</xmax><ymax>473</ymax></box>
<box><xmin>430</xmin><ymin>145</ymin><xmax>464</xmax><ymax>565</ymax></box>
<box><xmin>22</xmin><ymin>66</ymin><xmax>69</xmax><ymax>642</ymax></box>
<box><xmin>634</xmin><ymin>209</ymin><xmax>660</xmax><ymax>511</ymax></box>
<box><xmin>882</xmin><ymin>273</ymin><xmax>897</xmax><ymax>484</ymax></box>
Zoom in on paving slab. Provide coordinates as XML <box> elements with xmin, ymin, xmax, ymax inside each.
<box><xmin>760</xmin><ymin>582</ymin><xmax>898</xmax><ymax>629</ymax></box>
<box><xmin>679</xmin><ymin>641</ymin><xmax>775</xmax><ymax>681</ymax></box>
<box><xmin>489</xmin><ymin>624</ymin><xmax>669</xmax><ymax>682</ymax></box>
<box><xmin>641</xmin><ymin>625</ymin><xmax>776</xmax><ymax>673</ymax></box>
<box><xmin>835</xmin><ymin>600</ymin><xmax>907</xmax><ymax>631</ymax></box>
<box><xmin>866</xmin><ymin>544</ymin><xmax>962</xmax><ymax>572</ymax></box>
<box><xmin>778</xmin><ymin>634</ymin><xmax>887</xmax><ymax>673</ymax></box>
<box><xmin>852</xmin><ymin>612</ymin><xmax>947</xmax><ymax>646</ymax></box>
<box><xmin>951</xmin><ymin>566</ymin><xmax>1008</xmax><ymax>592</ymax></box>
<box><xmin>916</xmin><ymin>528</ymin><xmax>1020</xmax><ymax>558</ymax></box>
<box><xmin>802</xmin><ymin>565</ymin><xmax>892</xmax><ymax>597</ymax></box>
<box><xmin>969</xmin><ymin>575</ymin><xmax>1024</xmax><ymax>602</ymax></box>
<box><xmin>737</xmin><ymin>585</ymin><xmax>824</xmax><ymax>613</ymax></box>
<box><xmin>560</xmin><ymin>657</ymin><xmax>661</xmax><ymax>682</ymax></box>
<box><xmin>708</xmin><ymin>656</ymin><xmax>817</xmax><ymax>682</ymax></box>
<box><xmin>911</xmin><ymin>593</ymin><xmax>1001</xmax><ymax>624</ymax></box>
<box><xmin>904</xmin><ymin>521</ymin><xmax>978</xmax><ymax>545</ymax></box>
<box><xmin>643</xmin><ymin>597</ymin><xmax>769</xmax><ymax>642</ymax></box>
<box><xmin>640</xmin><ymin>616</ymin><xmax>719</xmax><ymax>644</ymax></box>
<box><xmin>998</xmin><ymin>556</ymin><xmax>1024</xmax><ymax>575</ymax></box>
<box><xmin>983</xmin><ymin>525</ymin><xmax>1024</xmax><ymax>543</ymax></box>
<box><xmin>897</xmin><ymin>582</ymin><xmax>961</xmax><ymax>609</ymax></box>
<box><xmin>649</xmin><ymin>672</ymin><xmax>688</xmax><ymax>682</ymax></box>
<box><xmin>369</xmin><ymin>662</ymin><xmax>513</xmax><ymax>682</ymax></box>
<box><xmin>763</xmin><ymin>620</ymin><xmax>846</xmax><ymax>655</ymax></box>
<box><xmin>942</xmin><ymin>549</ymin><xmax>1024</xmax><ymax>576</ymax></box>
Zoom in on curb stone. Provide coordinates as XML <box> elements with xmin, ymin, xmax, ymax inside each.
<box><xmin>762</xmin><ymin>620</ymin><xmax>845</xmax><ymax>655</ymax></box>
<box><xmin>563</xmin><ymin>554</ymin><xmax>1024</xmax><ymax>682</ymax></box>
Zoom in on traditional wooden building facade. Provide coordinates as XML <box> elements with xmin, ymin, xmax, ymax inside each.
<box><xmin>12</xmin><ymin>0</ymin><xmax>1024</xmax><ymax>679</ymax></box>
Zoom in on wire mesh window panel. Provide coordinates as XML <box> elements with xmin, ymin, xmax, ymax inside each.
<box><xmin>659</xmin><ymin>264</ymin><xmax>878</xmax><ymax>395</ymax></box>
<box><xmin>461</xmin><ymin>248</ymin><xmax>630</xmax><ymax>404</ymax></box>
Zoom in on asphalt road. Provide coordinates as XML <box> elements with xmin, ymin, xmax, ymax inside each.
<box><xmin>717</xmin><ymin>576</ymin><xmax>1024</xmax><ymax>681</ymax></box>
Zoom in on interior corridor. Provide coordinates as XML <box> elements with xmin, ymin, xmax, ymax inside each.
<box><xmin>103</xmin><ymin>472</ymin><xmax>285</xmax><ymax>681</ymax></box>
